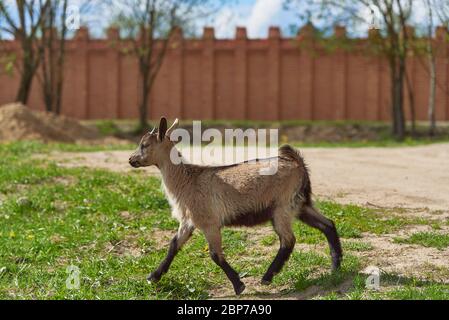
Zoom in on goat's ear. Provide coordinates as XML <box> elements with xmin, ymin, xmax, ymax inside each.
<box><xmin>158</xmin><ymin>117</ymin><xmax>168</xmax><ymax>142</ymax></box>
<box><xmin>166</xmin><ymin>118</ymin><xmax>179</xmax><ymax>138</ymax></box>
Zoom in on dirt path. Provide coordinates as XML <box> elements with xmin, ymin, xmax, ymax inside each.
<box><xmin>49</xmin><ymin>143</ymin><xmax>449</xmax><ymax>212</ymax></box>
<box><xmin>303</xmin><ymin>144</ymin><xmax>449</xmax><ymax>212</ymax></box>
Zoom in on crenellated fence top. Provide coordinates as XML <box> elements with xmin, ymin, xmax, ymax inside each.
<box><xmin>2</xmin><ymin>25</ymin><xmax>448</xmax><ymax>43</ymax></box>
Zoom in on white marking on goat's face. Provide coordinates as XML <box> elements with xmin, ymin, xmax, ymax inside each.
<box><xmin>129</xmin><ymin>132</ymin><xmax>158</xmax><ymax>168</ymax></box>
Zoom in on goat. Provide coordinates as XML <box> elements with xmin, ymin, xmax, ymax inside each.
<box><xmin>129</xmin><ymin>117</ymin><xmax>342</xmax><ymax>295</ymax></box>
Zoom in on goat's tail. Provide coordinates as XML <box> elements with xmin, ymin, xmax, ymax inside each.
<box><xmin>279</xmin><ymin>145</ymin><xmax>312</xmax><ymax>205</ymax></box>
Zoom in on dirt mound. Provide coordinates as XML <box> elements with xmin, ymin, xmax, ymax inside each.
<box><xmin>0</xmin><ymin>103</ymin><xmax>100</xmax><ymax>143</ymax></box>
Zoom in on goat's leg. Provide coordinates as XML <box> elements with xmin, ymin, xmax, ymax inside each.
<box><xmin>203</xmin><ymin>228</ymin><xmax>245</xmax><ymax>295</ymax></box>
<box><xmin>261</xmin><ymin>214</ymin><xmax>296</xmax><ymax>285</ymax></box>
<box><xmin>299</xmin><ymin>205</ymin><xmax>343</xmax><ymax>271</ymax></box>
<box><xmin>148</xmin><ymin>222</ymin><xmax>195</xmax><ymax>283</ymax></box>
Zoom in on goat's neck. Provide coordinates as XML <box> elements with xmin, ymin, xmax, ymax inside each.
<box><xmin>157</xmin><ymin>147</ymin><xmax>192</xmax><ymax>198</ymax></box>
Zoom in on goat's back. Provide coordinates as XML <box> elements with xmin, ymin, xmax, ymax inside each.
<box><xmin>193</xmin><ymin>145</ymin><xmax>309</xmax><ymax>225</ymax></box>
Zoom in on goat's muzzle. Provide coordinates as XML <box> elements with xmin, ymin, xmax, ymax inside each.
<box><xmin>129</xmin><ymin>157</ymin><xmax>141</xmax><ymax>168</ymax></box>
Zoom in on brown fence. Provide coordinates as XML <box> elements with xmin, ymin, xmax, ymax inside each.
<box><xmin>1</xmin><ymin>26</ymin><xmax>449</xmax><ymax>121</ymax></box>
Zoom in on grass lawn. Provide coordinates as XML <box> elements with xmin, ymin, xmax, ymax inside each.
<box><xmin>90</xmin><ymin>119</ymin><xmax>449</xmax><ymax>148</ymax></box>
<box><xmin>0</xmin><ymin>142</ymin><xmax>448</xmax><ymax>299</ymax></box>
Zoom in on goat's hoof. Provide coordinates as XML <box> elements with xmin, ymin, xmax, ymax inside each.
<box><xmin>260</xmin><ymin>275</ymin><xmax>272</xmax><ymax>285</ymax></box>
<box><xmin>147</xmin><ymin>272</ymin><xmax>161</xmax><ymax>284</ymax></box>
<box><xmin>331</xmin><ymin>258</ymin><xmax>342</xmax><ymax>272</ymax></box>
<box><xmin>234</xmin><ymin>282</ymin><xmax>246</xmax><ymax>295</ymax></box>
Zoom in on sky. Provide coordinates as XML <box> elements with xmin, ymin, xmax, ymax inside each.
<box><xmin>205</xmin><ymin>0</ymin><xmax>299</xmax><ymax>38</ymax></box>
<box><xmin>0</xmin><ymin>0</ymin><xmax>301</xmax><ymax>39</ymax></box>
<box><xmin>0</xmin><ymin>0</ymin><xmax>442</xmax><ymax>40</ymax></box>
<box><xmin>204</xmin><ymin>0</ymin><xmax>434</xmax><ymax>38</ymax></box>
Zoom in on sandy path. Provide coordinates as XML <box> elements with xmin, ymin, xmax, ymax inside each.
<box><xmin>49</xmin><ymin>143</ymin><xmax>449</xmax><ymax>212</ymax></box>
<box><xmin>302</xmin><ymin>144</ymin><xmax>449</xmax><ymax>212</ymax></box>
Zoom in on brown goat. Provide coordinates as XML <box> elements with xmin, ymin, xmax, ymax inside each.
<box><xmin>129</xmin><ymin>117</ymin><xmax>342</xmax><ymax>295</ymax></box>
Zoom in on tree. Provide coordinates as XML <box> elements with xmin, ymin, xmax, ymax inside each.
<box><xmin>424</xmin><ymin>0</ymin><xmax>436</xmax><ymax>136</ymax></box>
<box><xmin>39</xmin><ymin>0</ymin><xmax>69</xmax><ymax>114</ymax></box>
<box><xmin>0</xmin><ymin>0</ymin><xmax>50</xmax><ymax>104</ymax></box>
<box><xmin>435</xmin><ymin>0</ymin><xmax>449</xmax><ymax>29</ymax></box>
<box><xmin>286</xmin><ymin>0</ymin><xmax>416</xmax><ymax>140</ymax></box>
<box><xmin>38</xmin><ymin>1</ymin><xmax>93</xmax><ymax>114</ymax></box>
<box><xmin>108</xmin><ymin>0</ymin><xmax>214</xmax><ymax>131</ymax></box>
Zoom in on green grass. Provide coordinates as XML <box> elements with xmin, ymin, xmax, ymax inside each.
<box><xmin>319</xmin><ymin>273</ymin><xmax>449</xmax><ymax>300</ymax></box>
<box><xmin>84</xmin><ymin>119</ymin><xmax>449</xmax><ymax>148</ymax></box>
<box><xmin>94</xmin><ymin>120</ymin><xmax>123</xmax><ymax>136</ymax></box>
<box><xmin>292</xmin><ymin>138</ymin><xmax>449</xmax><ymax>148</ymax></box>
<box><xmin>394</xmin><ymin>232</ymin><xmax>449</xmax><ymax>250</ymax></box>
<box><xmin>294</xmin><ymin>201</ymin><xmax>424</xmax><ymax>243</ymax></box>
<box><xmin>0</xmin><ymin>141</ymin><xmax>134</xmax><ymax>155</ymax></box>
<box><xmin>0</xmin><ymin>141</ymin><xmax>447</xmax><ymax>299</ymax></box>
<box><xmin>84</xmin><ymin>118</ymin><xmax>390</xmax><ymax>129</ymax></box>
<box><xmin>343</xmin><ymin>241</ymin><xmax>374</xmax><ymax>252</ymax></box>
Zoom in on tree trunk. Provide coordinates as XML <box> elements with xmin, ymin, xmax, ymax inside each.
<box><xmin>138</xmin><ymin>67</ymin><xmax>151</xmax><ymax>131</ymax></box>
<box><xmin>16</xmin><ymin>36</ymin><xmax>39</xmax><ymax>105</ymax></box>
<box><xmin>55</xmin><ymin>0</ymin><xmax>68</xmax><ymax>115</ymax></box>
<box><xmin>425</xmin><ymin>0</ymin><xmax>437</xmax><ymax>137</ymax></box>
<box><xmin>405</xmin><ymin>70</ymin><xmax>416</xmax><ymax>136</ymax></box>
<box><xmin>16</xmin><ymin>65</ymin><xmax>34</xmax><ymax>104</ymax></box>
<box><xmin>428</xmin><ymin>47</ymin><xmax>437</xmax><ymax>137</ymax></box>
<box><xmin>390</xmin><ymin>58</ymin><xmax>406</xmax><ymax>141</ymax></box>
<box><xmin>44</xmin><ymin>86</ymin><xmax>53</xmax><ymax>112</ymax></box>
<box><xmin>390</xmin><ymin>62</ymin><xmax>398</xmax><ymax>136</ymax></box>
<box><xmin>139</xmin><ymin>89</ymin><xmax>149</xmax><ymax>131</ymax></box>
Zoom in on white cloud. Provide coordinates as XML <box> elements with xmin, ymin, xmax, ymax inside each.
<box><xmin>212</xmin><ymin>7</ymin><xmax>241</xmax><ymax>38</ymax></box>
<box><xmin>247</xmin><ymin>0</ymin><xmax>283</xmax><ymax>38</ymax></box>
<box><xmin>207</xmin><ymin>0</ymin><xmax>295</xmax><ymax>39</ymax></box>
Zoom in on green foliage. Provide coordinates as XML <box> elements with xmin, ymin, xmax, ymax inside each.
<box><xmin>94</xmin><ymin>120</ymin><xmax>122</xmax><ymax>136</ymax></box>
<box><xmin>395</xmin><ymin>232</ymin><xmax>449</xmax><ymax>250</ymax></box>
<box><xmin>0</xmin><ymin>53</ymin><xmax>16</xmax><ymax>77</ymax></box>
<box><xmin>343</xmin><ymin>241</ymin><xmax>373</xmax><ymax>252</ymax></box>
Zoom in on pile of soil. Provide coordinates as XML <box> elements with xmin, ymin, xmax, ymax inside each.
<box><xmin>0</xmin><ymin>103</ymin><xmax>101</xmax><ymax>143</ymax></box>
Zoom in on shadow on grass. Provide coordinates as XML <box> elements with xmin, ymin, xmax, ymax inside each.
<box><xmin>234</xmin><ymin>271</ymin><xmax>449</xmax><ymax>300</ymax></box>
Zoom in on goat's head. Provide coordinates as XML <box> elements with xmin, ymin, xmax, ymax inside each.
<box><xmin>129</xmin><ymin>117</ymin><xmax>179</xmax><ymax>168</ymax></box>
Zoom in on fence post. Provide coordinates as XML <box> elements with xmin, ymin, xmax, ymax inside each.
<box><xmin>202</xmin><ymin>27</ymin><xmax>215</xmax><ymax>119</ymax></box>
<box><xmin>73</xmin><ymin>27</ymin><xmax>89</xmax><ymax>119</ymax></box>
<box><xmin>106</xmin><ymin>27</ymin><xmax>120</xmax><ymax>118</ymax></box>
<box><xmin>435</xmin><ymin>26</ymin><xmax>448</xmax><ymax>121</ymax></box>
<box><xmin>169</xmin><ymin>26</ymin><xmax>184</xmax><ymax>118</ymax></box>
<box><xmin>333</xmin><ymin>26</ymin><xmax>347</xmax><ymax>120</ymax></box>
<box><xmin>268</xmin><ymin>26</ymin><xmax>281</xmax><ymax>120</ymax></box>
<box><xmin>296</xmin><ymin>24</ymin><xmax>314</xmax><ymax>120</ymax></box>
<box><xmin>366</xmin><ymin>28</ymin><xmax>381</xmax><ymax>121</ymax></box>
<box><xmin>402</xmin><ymin>26</ymin><xmax>415</xmax><ymax>121</ymax></box>
<box><xmin>234</xmin><ymin>27</ymin><xmax>248</xmax><ymax>119</ymax></box>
